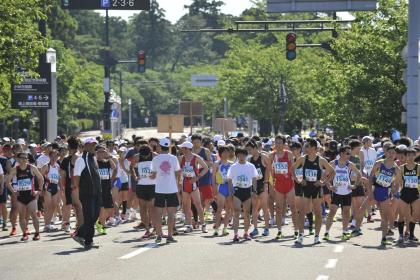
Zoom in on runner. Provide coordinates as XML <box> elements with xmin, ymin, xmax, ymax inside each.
<box><xmin>0</xmin><ymin>144</ymin><xmax>12</xmax><ymax>231</ymax></box>
<box><xmin>6</xmin><ymin>152</ymin><xmax>44</xmax><ymax>241</ymax></box>
<box><xmin>116</xmin><ymin>147</ymin><xmax>130</xmax><ymax>222</ymax></box>
<box><xmin>150</xmin><ymin>138</ymin><xmax>181</xmax><ymax>244</ymax></box>
<box><xmin>212</xmin><ymin>145</ymin><xmax>233</xmax><ymax>236</ymax></box>
<box><xmin>96</xmin><ymin>145</ymin><xmax>117</xmax><ymax>235</ymax></box>
<box><xmin>348</xmin><ymin>140</ymin><xmax>366</xmax><ymax>230</ymax></box>
<box><xmin>267</xmin><ymin>135</ymin><xmax>297</xmax><ymax>239</ymax></box>
<box><xmin>293</xmin><ymin>138</ymin><xmax>335</xmax><ymax>245</ymax></box>
<box><xmin>397</xmin><ymin>148</ymin><xmax>420</xmax><ymax>243</ymax></box>
<box><xmin>323</xmin><ymin>145</ymin><xmax>361</xmax><ymax>241</ymax></box>
<box><xmin>246</xmin><ymin>140</ymin><xmax>270</xmax><ymax>237</ymax></box>
<box><xmin>178</xmin><ymin>141</ymin><xmax>208</xmax><ymax>233</ymax></box>
<box><xmin>227</xmin><ymin>147</ymin><xmax>259</xmax><ymax>242</ymax></box>
<box><xmin>41</xmin><ymin>150</ymin><xmax>61</xmax><ymax>232</ymax></box>
<box><xmin>133</xmin><ymin>144</ymin><xmax>155</xmax><ymax>239</ymax></box>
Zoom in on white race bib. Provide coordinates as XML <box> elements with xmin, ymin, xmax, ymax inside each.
<box><xmin>305</xmin><ymin>169</ymin><xmax>318</xmax><ymax>182</ymax></box>
<box><xmin>98</xmin><ymin>168</ymin><xmax>110</xmax><ymax>180</ymax></box>
<box><xmin>49</xmin><ymin>173</ymin><xmax>60</xmax><ymax>184</ymax></box>
<box><xmin>376</xmin><ymin>173</ymin><xmax>392</xmax><ymax>188</ymax></box>
<box><xmin>295</xmin><ymin>168</ymin><xmax>303</xmax><ymax>181</ymax></box>
<box><xmin>274</xmin><ymin>162</ymin><xmax>288</xmax><ymax>175</ymax></box>
<box><xmin>182</xmin><ymin>166</ymin><xmax>195</xmax><ymax>178</ymax></box>
<box><xmin>16</xmin><ymin>178</ymin><xmax>32</xmax><ymax>191</ymax></box>
<box><xmin>256</xmin><ymin>168</ymin><xmax>263</xmax><ymax>180</ymax></box>
<box><xmin>404</xmin><ymin>176</ymin><xmax>418</xmax><ymax>189</ymax></box>
<box><xmin>235</xmin><ymin>175</ymin><xmax>249</xmax><ymax>188</ymax></box>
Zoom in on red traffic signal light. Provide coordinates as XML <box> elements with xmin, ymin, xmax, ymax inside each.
<box><xmin>138</xmin><ymin>51</ymin><xmax>146</xmax><ymax>73</ymax></box>
<box><xmin>286</xmin><ymin>33</ymin><xmax>297</xmax><ymax>61</ymax></box>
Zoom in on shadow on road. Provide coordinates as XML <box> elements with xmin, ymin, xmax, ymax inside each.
<box><xmin>54</xmin><ymin>247</ymin><xmax>88</xmax><ymax>255</ymax></box>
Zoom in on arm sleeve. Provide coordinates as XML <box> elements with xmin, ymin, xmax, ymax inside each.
<box><xmin>73</xmin><ymin>157</ymin><xmax>85</xmax><ymax>177</ymax></box>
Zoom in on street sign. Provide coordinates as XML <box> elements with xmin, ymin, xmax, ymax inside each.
<box><xmin>11</xmin><ymin>61</ymin><xmax>51</xmax><ymax>109</ymax></box>
<box><xmin>191</xmin><ymin>74</ymin><xmax>218</xmax><ymax>87</ymax></box>
<box><xmin>267</xmin><ymin>0</ymin><xmax>377</xmax><ymax>13</ymax></box>
<box><xmin>61</xmin><ymin>0</ymin><xmax>150</xmax><ymax>10</ymax></box>
<box><xmin>157</xmin><ymin>115</ymin><xmax>184</xmax><ymax>133</ymax></box>
<box><xmin>179</xmin><ymin>101</ymin><xmax>203</xmax><ymax>116</ymax></box>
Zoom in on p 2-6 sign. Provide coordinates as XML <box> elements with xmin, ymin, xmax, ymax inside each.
<box><xmin>62</xmin><ymin>0</ymin><xmax>151</xmax><ymax>10</ymax></box>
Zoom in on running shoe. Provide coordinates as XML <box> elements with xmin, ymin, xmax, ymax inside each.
<box><xmin>222</xmin><ymin>228</ymin><xmax>229</xmax><ymax>236</ymax></box>
<box><xmin>233</xmin><ymin>234</ymin><xmax>240</xmax><ymax>242</ymax></box>
<box><xmin>409</xmin><ymin>235</ymin><xmax>418</xmax><ymax>241</ymax></box>
<box><xmin>166</xmin><ymin>236</ymin><xmax>178</xmax><ymax>243</ymax></box>
<box><xmin>314</xmin><ymin>235</ymin><xmax>321</xmax><ymax>245</ymax></box>
<box><xmin>184</xmin><ymin>225</ymin><xmax>193</xmax><ymax>233</ymax></box>
<box><xmin>243</xmin><ymin>233</ymin><xmax>251</xmax><ymax>241</ymax></box>
<box><xmin>21</xmin><ymin>234</ymin><xmax>29</xmax><ymax>242</ymax></box>
<box><xmin>95</xmin><ymin>222</ymin><xmax>103</xmax><ymax>233</ymax></box>
<box><xmin>262</xmin><ymin>228</ymin><xmax>269</xmax><ymax>237</ymax></box>
<box><xmin>100</xmin><ymin>227</ymin><xmax>107</xmax><ymax>235</ymax></box>
<box><xmin>250</xmin><ymin>228</ymin><xmax>259</xmax><ymax>238</ymax></box>
<box><xmin>2</xmin><ymin>224</ymin><xmax>7</xmax><ymax>231</ymax></box>
<box><xmin>323</xmin><ymin>233</ymin><xmax>330</xmax><ymax>241</ymax></box>
<box><xmin>351</xmin><ymin>229</ymin><xmax>363</xmax><ymax>237</ymax></box>
<box><xmin>201</xmin><ymin>224</ymin><xmax>208</xmax><ymax>233</ymax></box>
<box><xmin>84</xmin><ymin>243</ymin><xmax>93</xmax><ymax>250</ymax></box>
<box><xmin>72</xmin><ymin>235</ymin><xmax>85</xmax><ymax>247</ymax></box>
<box><xmin>155</xmin><ymin>235</ymin><xmax>162</xmax><ymax>244</ymax></box>
<box><xmin>295</xmin><ymin>234</ymin><xmax>303</xmax><ymax>245</ymax></box>
<box><xmin>33</xmin><ymin>232</ymin><xmax>40</xmax><ymax>241</ymax></box>
<box><xmin>381</xmin><ymin>238</ymin><xmax>391</xmax><ymax>246</ymax></box>
<box><xmin>213</xmin><ymin>229</ymin><xmax>219</xmax><ymax>236</ymax></box>
<box><xmin>341</xmin><ymin>233</ymin><xmax>350</xmax><ymax>241</ymax></box>
<box><xmin>397</xmin><ymin>235</ymin><xmax>404</xmax><ymax>244</ymax></box>
<box><xmin>275</xmin><ymin>231</ymin><xmax>283</xmax><ymax>240</ymax></box>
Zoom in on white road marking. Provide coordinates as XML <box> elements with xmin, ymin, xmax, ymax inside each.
<box><xmin>316</xmin><ymin>275</ymin><xmax>329</xmax><ymax>280</ymax></box>
<box><xmin>334</xmin><ymin>245</ymin><xmax>344</xmax><ymax>253</ymax></box>
<box><xmin>325</xmin><ymin>259</ymin><xmax>338</xmax><ymax>269</ymax></box>
<box><xmin>119</xmin><ymin>244</ymin><xmax>157</xmax><ymax>260</ymax></box>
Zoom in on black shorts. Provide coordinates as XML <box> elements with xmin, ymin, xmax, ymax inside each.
<box><xmin>101</xmin><ymin>187</ymin><xmax>114</xmax><ymax>209</ymax></box>
<box><xmin>65</xmin><ymin>186</ymin><xmax>72</xmax><ymax>205</ymax></box>
<box><xmin>303</xmin><ymin>185</ymin><xmax>322</xmax><ymax>199</ymax></box>
<box><xmin>0</xmin><ymin>187</ymin><xmax>7</xmax><ymax>203</ymax></box>
<box><xmin>234</xmin><ymin>187</ymin><xmax>252</xmax><ymax>203</ymax></box>
<box><xmin>136</xmin><ymin>185</ymin><xmax>155</xmax><ymax>201</ymax></box>
<box><xmin>47</xmin><ymin>184</ymin><xmax>59</xmax><ymax>196</ymax></box>
<box><xmin>331</xmin><ymin>193</ymin><xmax>352</xmax><ymax>207</ymax></box>
<box><xmin>253</xmin><ymin>184</ymin><xmax>264</xmax><ymax>195</ymax></box>
<box><xmin>322</xmin><ymin>185</ymin><xmax>331</xmax><ymax>195</ymax></box>
<box><xmin>351</xmin><ymin>185</ymin><xmax>365</xmax><ymax>197</ymax></box>
<box><xmin>294</xmin><ymin>183</ymin><xmax>303</xmax><ymax>197</ymax></box>
<box><xmin>154</xmin><ymin>192</ymin><xmax>179</xmax><ymax>208</ymax></box>
<box><xmin>17</xmin><ymin>194</ymin><xmax>36</xmax><ymax>205</ymax></box>
<box><xmin>119</xmin><ymin>182</ymin><xmax>129</xmax><ymax>192</ymax></box>
<box><xmin>400</xmin><ymin>188</ymin><xmax>419</xmax><ymax>204</ymax></box>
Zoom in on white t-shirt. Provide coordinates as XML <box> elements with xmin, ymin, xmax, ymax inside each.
<box><xmin>74</xmin><ymin>156</ymin><xmax>97</xmax><ymax>177</ymax></box>
<box><xmin>227</xmin><ymin>161</ymin><xmax>259</xmax><ymax>188</ymax></box>
<box><xmin>151</xmin><ymin>153</ymin><xmax>180</xmax><ymax>194</ymax></box>
<box><xmin>0</xmin><ymin>164</ymin><xmax>3</xmax><ymax>176</ymax></box>
<box><xmin>362</xmin><ymin>147</ymin><xmax>377</xmax><ymax>176</ymax></box>
<box><xmin>36</xmin><ymin>154</ymin><xmax>49</xmax><ymax>169</ymax></box>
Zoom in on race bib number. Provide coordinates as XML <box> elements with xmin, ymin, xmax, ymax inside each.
<box><xmin>139</xmin><ymin>166</ymin><xmax>151</xmax><ymax>179</ymax></box>
<box><xmin>16</xmin><ymin>178</ymin><xmax>32</xmax><ymax>191</ymax></box>
<box><xmin>120</xmin><ymin>172</ymin><xmax>129</xmax><ymax>183</ymax></box>
<box><xmin>235</xmin><ymin>175</ymin><xmax>249</xmax><ymax>188</ymax></box>
<box><xmin>256</xmin><ymin>168</ymin><xmax>263</xmax><ymax>180</ymax></box>
<box><xmin>404</xmin><ymin>176</ymin><xmax>418</xmax><ymax>189</ymax></box>
<box><xmin>334</xmin><ymin>175</ymin><xmax>349</xmax><ymax>189</ymax></box>
<box><xmin>274</xmin><ymin>162</ymin><xmax>288</xmax><ymax>175</ymax></box>
<box><xmin>182</xmin><ymin>166</ymin><xmax>195</xmax><ymax>178</ymax></box>
<box><xmin>376</xmin><ymin>173</ymin><xmax>392</xmax><ymax>188</ymax></box>
<box><xmin>295</xmin><ymin>168</ymin><xmax>303</xmax><ymax>181</ymax></box>
<box><xmin>364</xmin><ymin>160</ymin><xmax>374</xmax><ymax>172</ymax></box>
<box><xmin>98</xmin><ymin>168</ymin><xmax>110</xmax><ymax>180</ymax></box>
<box><xmin>305</xmin><ymin>169</ymin><xmax>318</xmax><ymax>182</ymax></box>
<box><xmin>221</xmin><ymin>171</ymin><xmax>228</xmax><ymax>182</ymax></box>
<box><xmin>49</xmin><ymin>173</ymin><xmax>60</xmax><ymax>184</ymax></box>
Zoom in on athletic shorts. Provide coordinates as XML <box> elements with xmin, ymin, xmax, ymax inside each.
<box><xmin>302</xmin><ymin>185</ymin><xmax>322</xmax><ymax>199</ymax></box>
<box><xmin>47</xmin><ymin>184</ymin><xmax>59</xmax><ymax>196</ymax></box>
<box><xmin>0</xmin><ymin>187</ymin><xmax>7</xmax><ymax>203</ymax></box>
<box><xmin>101</xmin><ymin>187</ymin><xmax>114</xmax><ymax>209</ymax></box>
<box><xmin>154</xmin><ymin>192</ymin><xmax>179</xmax><ymax>208</ymax></box>
<box><xmin>65</xmin><ymin>187</ymin><xmax>72</xmax><ymax>205</ymax></box>
<box><xmin>119</xmin><ymin>182</ymin><xmax>129</xmax><ymax>192</ymax></box>
<box><xmin>400</xmin><ymin>188</ymin><xmax>419</xmax><ymax>204</ymax></box>
<box><xmin>17</xmin><ymin>194</ymin><xmax>36</xmax><ymax>206</ymax></box>
<box><xmin>294</xmin><ymin>183</ymin><xmax>303</xmax><ymax>197</ymax></box>
<box><xmin>136</xmin><ymin>185</ymin><xmax>155</xmax><ymax>201</ymax></box>
<box><xmin>199</xmin><ymin>185</ymin><xmax>213</xmax><ymax>200</ymax></box>
<box><xmin>331</xmin><ymin>193</ymin><xmax>352</xmax><ymax>207</ymax></box>
<box><xmin>373</xmin><ymin>185</ymin><xmax>391</xmax><ymax>202</ymax></box>
<box><xmin>274</xmin><ymin>179</ymin><xmax>294</xmax><ymax>194</ymax></box>
<box><xmin>351</xmin><ymin>185</ymin><xmax>365</xmax><ymax>197</ymax></box>
<box><xmin>252</xmin><ymin>183</ymin><xmax>265</xmax><ymax>195</ymax></box>
<box><xmin>233</xmin><ymin>187</ymin><xmax>252</xmax><ymax>203</ymax></box>
<box><xmin>322</xmin><ymin>185</ymin><xmax>331</xmax><ymax>195</ymax></box>
<box><xmin>218</xmin><ymin>184</ymin><xmax>231</xmax><ymax>198</ymax></box>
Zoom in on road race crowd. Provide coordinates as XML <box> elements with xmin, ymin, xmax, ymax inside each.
<box><xmin>0</xmin><ymin>132</ymin><xmax>419</xmax><ymax>250</ymax></box>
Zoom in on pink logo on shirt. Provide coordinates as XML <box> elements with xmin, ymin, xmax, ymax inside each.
<box><xmin>160</xmin><ymin>161</ymin><xmax>171</xmax><ymax>174</ymax></box>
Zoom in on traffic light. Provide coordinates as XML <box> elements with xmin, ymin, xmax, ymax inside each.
<box><xmin>137</xmin><ymin>51</ymin><xmax>146</xmax><ymax>73</ymax></box>
<box><xmin>286</xmin><ymin>33</ymin><xmax>297</xmax><ymax>61</ymax></box>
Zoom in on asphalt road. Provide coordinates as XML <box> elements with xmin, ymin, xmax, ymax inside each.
<box><xmin>0</xmin><ymin>211</ymin><xmax>418</xmax><ymax>280</ymax></box>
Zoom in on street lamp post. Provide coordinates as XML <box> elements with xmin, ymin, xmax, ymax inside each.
<box><xmin>46</xmin><ymin>48</ymin><xmax>57</xmax><ymax>141</ymax></box>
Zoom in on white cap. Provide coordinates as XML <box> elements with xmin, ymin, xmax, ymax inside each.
<box><xmin>178</xmin><ymin>141</ymin><xmax>193</xmax><ymax>149</ymax></box>
<box><xmin>213</xmin><ymin>135</ymin><xmax>223</xmax><ymax>142</ymax></box>
<box><xmin>83</xmin><ymin>137</ymin><xmax>98</xmax><ymax>144</ymax></box>
<box><xmin>397</xmin><ymin>144</ymin><xmax>408</xmax><ymax>150</ymax></box>
<box><xmin>159</xmin><ymin>138</ymin><xmax>170</xmax><ymax>147</ymax></box>
<box><xmin>118</xmin><ymin>146</ymin><xmax>127</xmax><ymax>153</ymax></box>
<box><xmin>29</xmin><ymin>143</ymin><xmax>37</xmax><ymax>148</ymax></box>
<box><xmin>16</xmin><ymin>138</ymin><xmax>25</xmax><ymax>145</ymax></box>
<box><xmin>362</xmin><ymin>136</ymin><xmax>373</xmax><ymax>142</ymax></box>
<box><xmin>2</xmin><ymin>137</ymin><xmax>10</xmax><ymax>143</ymax></box>
<box><xmin>41</xmin><ymin>142</ymin><xmax>51</xmax><ymax>148</ymax></box>
<box><xmin>291</xmin><ymin>135</ymin><xmax>300</xmax><ymax>143</ymax></box>
<box><xmin>373</xmin><ymin>142</ymin><xmax>382</xmax><ymax>148</ymax></box>
<box><xmin>217</xmin><ymin>140</ymin><xmax>226</xmax><ymax>146</ymax></box>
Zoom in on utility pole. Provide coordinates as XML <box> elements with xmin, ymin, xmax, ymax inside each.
<box><xmin>279</xmin><ymin>76</ymin><xmax>287</xmax><ymax>133</ymax></box>
<box><xmin>38</xmin><ymin>19</ymin><xmax>47</xmax><ymax>141</ymax></box>
<box><xmin>103</xmin><ymin>9</ymin><xmax>111</xmax><ymax>132</ymax></box>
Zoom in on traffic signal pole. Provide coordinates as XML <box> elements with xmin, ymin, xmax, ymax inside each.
<box><xmin>39</xmin><ymin>19</ymin><xmax>48</xmax><ymax>141</ymax></box>
<box><xmin>103</xmin><ymin>9</ymin><xmax>111</xmax><ymax>132</ymax></box>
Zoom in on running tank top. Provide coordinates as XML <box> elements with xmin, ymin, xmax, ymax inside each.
<box><xmin>349</xmin><ymin>155</ymin><xmax>360</xmax><ymax>182</ymax></box>
<box><xmin>402</xmin><ymin>164</ymin><xmax>419</xmax><ymax>189</ymax></box>
<box><xmin>294</xmin><ymin>157</ymin><xmax>303</xmax><ymax>183</ymax></box>
<box><xmin>181</xmin><ymin>156</ymin><xmax>199</xmax><ymax>192</ymax></box>
<box><xmin>362</xmin><ymin>147</ymin><xmax>377</xmax><ymax>175</ymax></box>
<box><xmin>249</xmin><ymin>154</ymin><xmax>265</xmax><ymax>188</ymax></box>
<box><xmin>197</xmin><ymin>148</ymin><xmax>211</xmax><ymax>185</ymax></box>
<box><xmin>117</xmin><ymin>160</ymin><xmax>129</xmax><ymax>184</ymax></box>
<box><xmin>137</xmin><ymin>160</ymin><xmax>155</xmax><ymax>185</ymax></box>
<box><xmin>218</xmin><ymin>161</ymin><xmax>231</xmax><ymax>187</ymax></box>
<box><xmin>47</xmin><ymin>163</ymin><xmax>60</xmax><ymax>186</ymax></box>
<box><xmin>374</xmin><ymin>162</ymin><xmax>395</xmax><ymax>188</ymax></box>
<box><xmin>302</xmin><ymin>155</ymin><xmax>322</xmax><ymax>185</ymax></box>
<box><xmin>15</xmin><ymin>165</ymin><xmax>34</xmax><ymax>194</ymax></box>
<box><xmin>272</xmin><ymin>151</ymin><xmax>293</xmax><ymax>190</ymax></box>
<box><xmin>332</xmin><ymin>160</ymin><xmax>351</xmax><ymax>195</ymax></box>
